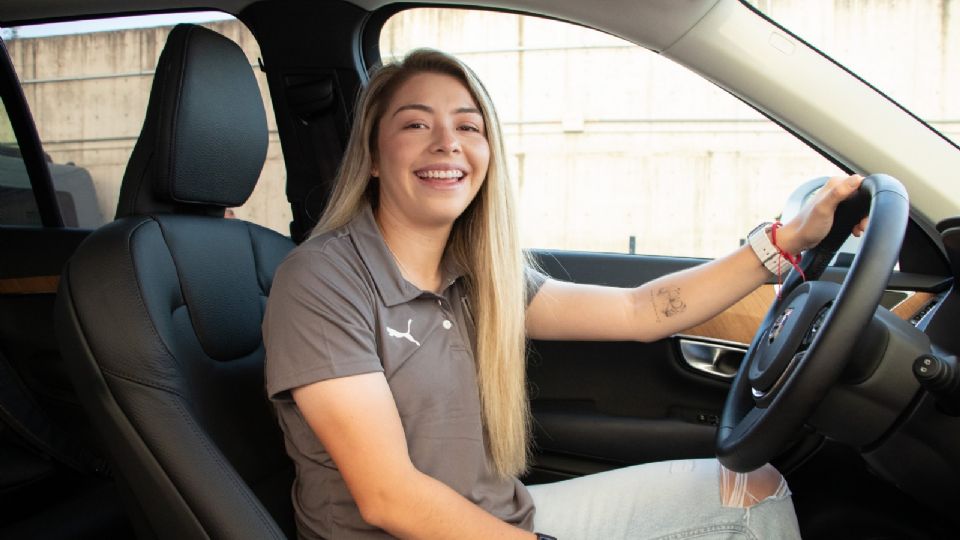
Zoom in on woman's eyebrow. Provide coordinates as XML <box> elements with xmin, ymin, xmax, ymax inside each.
<box><xmin>392</xmin><ymin>104</ymin><xmax>482</xmax><ymax>116</ymax></box>
<box><xmin>393</xmin><ymin>103</ymin><xmax>432</xmax><ymax>116</ymax></box>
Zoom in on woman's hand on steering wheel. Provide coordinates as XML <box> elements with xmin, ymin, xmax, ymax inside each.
<box><xmin>777</xmin><ymin>175</ymin><xmax>869</xmax><ymax>255</ymax></box>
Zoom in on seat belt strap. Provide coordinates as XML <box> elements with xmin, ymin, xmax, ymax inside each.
<box><xmin>275</xmin><ymin>70</ymin><xmax>350</xmax><ymax>243</ymax></box>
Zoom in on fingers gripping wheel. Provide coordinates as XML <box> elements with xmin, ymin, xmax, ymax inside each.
<box><xmin>716</xmin><ymin>174</ymin><xmax>909</xmax><ymax>472</ymax></box>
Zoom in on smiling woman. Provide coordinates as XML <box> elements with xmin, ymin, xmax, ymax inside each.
<box><xmin>264</xmin><ymin>49</ymin><xmax>538</xmax><ymax>538</ymax></box>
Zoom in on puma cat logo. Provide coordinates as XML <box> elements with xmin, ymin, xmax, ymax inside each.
<box><xmin>386</xmin><ymin>318</ymin><xmax>420</xmax><ymax>347</ymax></box>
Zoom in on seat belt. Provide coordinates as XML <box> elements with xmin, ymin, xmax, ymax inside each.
<box><xmin>275</xmin><ymin>70</ymin><xmax>351</xmax><ymax>243</ymax></box>
<box><xmin>0</xmin><ymin>350</ymin><xmax>109</xmax><ymax>477</ymax></box>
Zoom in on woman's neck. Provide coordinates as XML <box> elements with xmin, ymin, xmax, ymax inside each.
<box><xmin>374</xmin><ymin>206</ymin><xmax>451</xmax><ymax>293</ymax></box>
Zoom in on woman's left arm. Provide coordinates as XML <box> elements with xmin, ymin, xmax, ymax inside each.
<box><xmin>526</xmin><ymin>175</ymin><xmax>867</xmax><ymax>342</ymax></box>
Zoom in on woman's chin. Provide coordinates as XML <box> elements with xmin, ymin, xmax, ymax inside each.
<box><xmin>379</xmin><ymin>191</ymin><xmax>478</xmax><ymax>232</ymax></box>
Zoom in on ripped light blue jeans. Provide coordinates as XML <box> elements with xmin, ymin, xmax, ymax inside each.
<box><xmin>526</xmin><ymin>459</ymin><xmax>801</xmax><ymax>539</ymax></box>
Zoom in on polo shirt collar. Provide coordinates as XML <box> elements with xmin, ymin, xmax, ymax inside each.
<box><xmin>349</xmin><ymin>204</ymin><xmax>465</xmax><ymax>307</ymax></box>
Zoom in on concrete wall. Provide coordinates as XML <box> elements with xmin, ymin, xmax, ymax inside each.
<box><xmin>5</xmin><ymin>1</ymin><xmax>956</xmax><ymax>256</ymax></box>
<box><xmin>6</xmin><ymin>20</ymin><xmax>290</xmax><ymax>231</ymax></box>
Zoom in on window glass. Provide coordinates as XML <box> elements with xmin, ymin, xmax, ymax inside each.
<box><xmin>380</xmin><ymin>9</ymin><xmax>845</xmax><ymax>258</ymax></box>
<box><xmin>749</xmin><ymin>0</ymin><xmax>959</xmax><ymax>146</ymax></box>
<box><xmin>2</xmin><ymin>13</ymin><xmax>291</xmax><ymax>234</ymax></box>
<box><xmin>0</xmin><ymin>99</ymin><xmax>41</xmax><ymax>225</ymax></box>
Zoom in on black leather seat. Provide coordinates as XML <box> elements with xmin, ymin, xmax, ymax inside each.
<box><xmin>55</xmin><ymin>24</ymin><xmax>295</xmax><ymax>539</ymax></box>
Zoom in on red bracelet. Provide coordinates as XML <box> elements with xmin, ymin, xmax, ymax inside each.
<box><xmin>769</xmin><ymin>222</ymin><xmax>805</xmax><ymax>296</ymax></box>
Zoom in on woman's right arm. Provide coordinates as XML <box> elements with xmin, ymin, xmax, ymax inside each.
<box><xmin>292</xmin><ymin>372</ymin><xmax>536</xmax><ymax>540</ymax></box>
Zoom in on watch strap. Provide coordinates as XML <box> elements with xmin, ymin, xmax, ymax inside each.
<box><xmin>747</xmin><ymin>222</ymin><xmax>789</xmax><ymax>275</ymax></box>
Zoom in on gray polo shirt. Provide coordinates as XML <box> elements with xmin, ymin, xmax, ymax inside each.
<box><xmin>264</xmin><ymin>204</ymin><xmax>544</xmax><ymax>539</ymax></box>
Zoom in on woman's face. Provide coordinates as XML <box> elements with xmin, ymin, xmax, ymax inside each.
<box><xmin>372</xmin><ymin>72</ymin><xmax>490</xmax><ymax>231</ymax></box>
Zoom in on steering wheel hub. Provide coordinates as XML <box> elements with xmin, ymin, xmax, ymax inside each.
<box><xmin>748</xmin><ymin>282</ymin><xmax>841</xmax><ymax>395</ymax></box>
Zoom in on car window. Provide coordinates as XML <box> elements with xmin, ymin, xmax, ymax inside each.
<box><xmin>380</xmin><ymin>8</ymin><xmax>845</xmax><ymax>258</ymax></box>
<box><xmin>0</xmin><ymin>95</ymin><xmax>41</xmax><ymax>226</ymax></box>
<box><xmin>749</xmin><ymin>0</ymin><xmax>958</xmax><ymax>148</ymax></box>
<box><xmin>2</xmin><ymin>13</ymin><xmax>291</xmax><ymax>234</ymax></box>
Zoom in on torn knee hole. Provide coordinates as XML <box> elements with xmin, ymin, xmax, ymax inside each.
<box><xmin>719</xmin><ymin>463</ymin><xmax>789</xmax><ymax>508</ymax></box>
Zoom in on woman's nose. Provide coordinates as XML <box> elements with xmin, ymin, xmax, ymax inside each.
<box><xmin>431</xmin><ymin>125</ymin><xmax>461</xmax><ymax>153</ymax></box>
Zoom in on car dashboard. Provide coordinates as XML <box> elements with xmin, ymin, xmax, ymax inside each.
<box><xmin>847</xmin><ymin>220</ymin><xmax>960</xmax><ymax>519</ymax></box>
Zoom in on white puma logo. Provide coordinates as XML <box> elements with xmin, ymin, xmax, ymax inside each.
<box><xmin>386</xmin><ymin>318</ymin><xmax>420</xmax><ymax>347</ymax></box>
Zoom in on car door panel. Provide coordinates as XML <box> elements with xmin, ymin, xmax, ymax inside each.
<box><xmin>526</xmin><ymin>251</ymin><xmax>727</xmax><ymax>481</ymax></box>
<box><xmin>528</xmin><ymin>339</ymin><xmax>727</xmax><ymax>481</ymax></box>
<box><xmin>0</xmin><ymin>226</ymin><xmax>91</xmax><ymax>413</ymax></box>
<box><xmin>526</xmin><ymin>249</ymin><xmax>947</xmax><ymax>482</ymax></box>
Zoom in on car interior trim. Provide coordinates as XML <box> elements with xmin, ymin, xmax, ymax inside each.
<box><xmin>889</xmin><ymin>291</ymin><xmax>935</xmax><ymax>322</ymax></box>
<box><xmin>0</xmin><ymin>275</ymin><xmax>60</xmax><ymax>294</ymax></box>
<box><xmin>683</xmin><ymin>285</ymin><xmax>776</xmax><ymax>345</ymax></box>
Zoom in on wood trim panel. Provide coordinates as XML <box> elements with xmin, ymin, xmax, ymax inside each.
<box><xmin>683</xmin><ymin>285</ymin><xmax>775</xmax><ymax>345</ymax></box>
<box><xmin>890</xmin><ymin>292</ymin><xmax>934</xmax><ymax>321</ymax></box>
<box><xmin>0</xmin><ymin>275</ymin><xmax>60</xmax><ymax>294</ymax></box>
<box><xmin>683</xmin><ymin>287</ymin><xmax>934</xmax><ymax>345</ymax></box>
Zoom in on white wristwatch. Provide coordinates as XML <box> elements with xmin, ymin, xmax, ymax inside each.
<box><xmin>747</xmin><ymin>222</ymin><xmax>790</xmax><ymax>276</ymax></box>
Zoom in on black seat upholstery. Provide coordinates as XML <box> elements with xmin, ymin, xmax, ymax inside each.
<box><xmin>55</xmin><ymin>24</ymin><xmax>295</xmax><ymax>539</ymax></box>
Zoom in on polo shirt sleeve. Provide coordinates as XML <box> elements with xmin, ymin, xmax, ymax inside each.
<box><xmin>264</xmin><ymin>247</ymin><xmax>382</xmax><ymax>401</ymax></box>
<box><xmin>524</xmin><ymin>266</ymin><xmax>548</xmax><ymax>307</ymax></box>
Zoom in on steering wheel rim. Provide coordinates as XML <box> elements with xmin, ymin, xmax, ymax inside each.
<box><xmin>716</xmin><ymin>174</ymin><xmax>910</xmax><ymax>472</ymax></box>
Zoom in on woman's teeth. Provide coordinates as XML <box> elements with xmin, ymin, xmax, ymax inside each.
<box><xmin>416</xmin><ymin>170</ymin><xmax>464</xmax><ymax>179</ymax></box>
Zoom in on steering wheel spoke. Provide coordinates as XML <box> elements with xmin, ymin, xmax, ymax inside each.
<box><xmin>751</xmin><ymin>350</ymin><xmax>804</xmax><ymax>403</ymax></box>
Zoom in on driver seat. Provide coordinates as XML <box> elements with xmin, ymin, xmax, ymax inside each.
<box><xmin>55</xmin><ymin>24</ymin><xmax>295</xmax><ymax>538</ymax></box>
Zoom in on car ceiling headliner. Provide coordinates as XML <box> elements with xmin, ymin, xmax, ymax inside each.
<box><xmin>0</xmin><ymin>0</ymin><xmax>721</xmax><ymax>52</ymax></box>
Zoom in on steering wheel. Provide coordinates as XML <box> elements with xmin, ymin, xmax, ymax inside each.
<box><xmin>716</xmin><ymin>174</ymin><xmax>909</xmax><ymax>472</ymax></box>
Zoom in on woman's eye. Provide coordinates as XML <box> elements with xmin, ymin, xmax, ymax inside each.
<box><xmin>459</xmin><ymin>124</ymin><xmax>482</xmax><ymax>133</ymax></box>
<box><xmin>405</xmin><ymin>122</ymin><xmax>428</xmax><ymax>130</ymax></box>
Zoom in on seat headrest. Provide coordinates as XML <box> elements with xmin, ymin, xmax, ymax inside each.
<box><xmin>116</xmin><ymin>24</ymin><xmax>268</xmax><ymax>218</ymax></box>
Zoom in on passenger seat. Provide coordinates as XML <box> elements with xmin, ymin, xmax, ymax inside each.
<box><xmin>55</xmin><ymin>24</ymin><xmax>295</xmax><ymax>539</ymax></box>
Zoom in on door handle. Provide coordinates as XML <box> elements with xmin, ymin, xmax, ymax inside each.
<box><xmin>678</xmin><ymin>339</ymin><xmax>745</xmax><ymax>379</ymax></box>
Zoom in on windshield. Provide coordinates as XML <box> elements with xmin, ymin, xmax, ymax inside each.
<box><xmin>749</xmin><ymin>0</ymin><xmax>958</xmax><ymax>147</ymax></box>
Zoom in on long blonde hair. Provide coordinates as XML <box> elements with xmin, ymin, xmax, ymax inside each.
<box><xmin>313</xmin><ymin>49</ymin><xmax>531</xmax><ymax>478</ymax></box>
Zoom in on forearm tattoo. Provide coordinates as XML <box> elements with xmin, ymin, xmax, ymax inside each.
<box><xmin>651</xmin><ymin>287</ymin><xmax>687</xmax><ymax>322</ymax></box>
